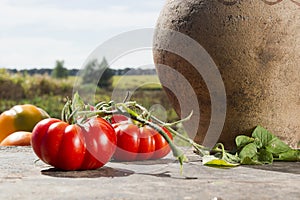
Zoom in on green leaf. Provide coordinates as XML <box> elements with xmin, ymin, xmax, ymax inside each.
<box><xmin>224</xmin><ymin>152</ymin><xmax>241</xmax><ymax>164</ymax></box>
<box><xmin>240</xmin><ymin>156</ymin><xmax>262</xmax><ymax>165</ymax></box>
<box><xmin>203</xmin><ymin>156</ymin><xmax>239</xmax><ymax>167</ymax></box>
<box><xmin>72</xmin><ymin>92</ymin><xmax>85</xmax><ymax>112</ymax></box>
<box><xmin>61</xmin><ymin>98</ymin><xmax>72</xmax><ymax>122</ymax></box>
<box><xmin>277</xmin><ymin>149</ymin><xmax>300</xmax><ymax>161</ymax></box>
<box><xmin>211</xmin><ymin>143</ymin><xmax>241</xmax><ymax>164</ymax></box>
<box><xmin>239</xmin><ymin>143</ymin><xmax>257</xmax><ymax>160</ymax></box>
<box><xmin>252</xmin><ymin>126</ymin><xmax>275</xmax><ymax>147</ymax></box>
<box><xmin>265</xmin><ymin>137</ymin><xmax>291</xmax><ymax>155</ymax></box>
<box><xmin>258</xmin><ymin>149</ymin><xmax>273</xmax><ymax>164</ymax></box>
<box><xmin>235</xmin><ymin>135</ymin><xmax>255</xmax><ymax>149</ymax></box>
<box><xmin>233</xmin><ymin>126</ymin><xmax>299</xmax><ymax>166</ymax></box>
<box><xmin>254</xmin><ymin>138</ymin><xmax>263</xmax><ymax>148</ymax></box>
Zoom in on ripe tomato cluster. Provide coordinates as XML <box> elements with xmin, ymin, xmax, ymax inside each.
<box><xmin>111</xmin><ymin>114</ymin><xmax>172</xmax><ymax>161</ymax></box>
<box><xmin>30</xmin><ymin>114</ymin><xmax>173</xmax><ymax>171</ymax></box>
<box><xmin>0</xmin><ymin>95</ymin><xmax>174</xmax><ymax>171</ymax></box>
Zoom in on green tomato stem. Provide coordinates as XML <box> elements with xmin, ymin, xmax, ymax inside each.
<box><xmin>164</xmin><ymin>126</ymin><xmax>210</xmax><ymax>157</ymax></box>
<box><xmin>74</xmin><ymin>99</ymin><xmax>211</xmax><ymax>169</ymax></box>
<box><xmin>130</xmin><ymin>102</ymin><xmax>210</xmax><ymax>157</ymax></box>
<box><xmin>118</xmin><ymin>103</ymin><xmax>188</xmax><ymax>167</ymax></box>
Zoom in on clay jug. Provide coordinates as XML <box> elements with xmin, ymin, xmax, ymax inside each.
<box><xmin>153</xmin><ymin>0</ymin><xmax>300</xmax><ymax>149</ymax></box>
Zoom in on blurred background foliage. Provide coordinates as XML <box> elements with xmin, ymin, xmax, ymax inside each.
<box><xmin>0</xmin><ymin>67</ymin><xmax>178</xmax><ymax>122</ymax></box>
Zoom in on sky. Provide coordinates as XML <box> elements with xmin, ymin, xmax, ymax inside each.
<box><xmin>0</xmin><ymin>0</ymin><xmax>165</xmax><ymax>69</ymax></box>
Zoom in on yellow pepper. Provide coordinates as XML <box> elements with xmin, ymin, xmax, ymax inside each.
<box><xmin>0</xmin><ymin>104</ymin><xmax>49</xmax><ymax>142</ymax></box>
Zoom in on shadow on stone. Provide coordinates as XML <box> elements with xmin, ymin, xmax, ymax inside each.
<box><xmin>41</xmin><ymin>166</ymin><xmax>134</xmax><ymax>178</ymax></box>
<box><xmin>245</xmin><ymin>162</ymin><xmax>300</xmax><ymax>174</ymax></box>
<box><xmin>137</xmin><ymin>171</ymin><xmax>198</xmax><ymax>180</ymax></box>
<box><xmin>111</xmin><ymin>158</ymin><xmax>175</xmax><ymax>165</ymax></box>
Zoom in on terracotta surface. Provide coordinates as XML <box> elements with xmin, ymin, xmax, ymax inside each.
<box><xmin>153</xmin><ymin>0</ymin><xmax>300</xmax><ymax>148</ymax></box>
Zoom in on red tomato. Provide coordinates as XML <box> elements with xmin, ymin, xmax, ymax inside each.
<box><xmin>112</xmin><ymin>115</ymin><xmax>173</xmax><ymax>161</ymax></box>
<box><xmin>110</xmin><ymin>114</ymin><xmax>130</xmax><ymax>124</ymax></box>
<box><xmin>31</xmin><ymin>117</ymin><xmax>117</xmax><ymax>170</ymax></box>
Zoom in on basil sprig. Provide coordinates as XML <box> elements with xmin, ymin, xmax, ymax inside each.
<box><xmin>203</xmin><ymin>126</ymin><xmax>300</xmax><ymax>167</ymax></box>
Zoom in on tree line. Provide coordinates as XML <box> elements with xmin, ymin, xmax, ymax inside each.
<box><xmin>7</xmin><ymin>60</ymin><xmax>156</xmax><ymax>77</ymax></box>
<box><xmin>6</xmin><ymin>58</ymin><xmax>157</xmax><ymax>89</ymax></box>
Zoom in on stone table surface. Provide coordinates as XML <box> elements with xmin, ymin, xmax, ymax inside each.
<box><xmin>0</xmin><ymin>146</ymin><xmax>299</xmax><ymax>200</ymax></box>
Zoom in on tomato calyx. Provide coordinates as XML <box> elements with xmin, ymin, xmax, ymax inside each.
<box><xmin>61</xmin><ymin>93</ymin><xmax>96</xmax><ymax>126</ymax></box>
<box><xmin>61</xmin><ymin>98</ymin><xmax>75</xmax><ymax>124</ymax></box>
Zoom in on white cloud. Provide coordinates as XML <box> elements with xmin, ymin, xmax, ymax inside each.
<box><xmin>0</xmin><ymin>1</ymin><xmax>159</xmax><ymax>31</ymax></box>
<box><xmin>0</xmin><ymin>37</ymin><xmax>86</xmax><ymax>68</ymax></box>
<box><xmin>0</xmin><ymin>0</ymin><xmax>164</xmax><ymax>69</ymax></box>
<box><xmin>110</xmin><ymin>49</ymin><xmax>154</xmax><ymax>69</ymax></box>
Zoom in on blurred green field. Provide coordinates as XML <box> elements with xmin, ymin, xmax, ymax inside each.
<box><xmin>112</xmin><ymin>75</ymin><xmax>162</xmax><ymax>90</ymax></box>
<box><xmin>0</xmin><ymin>71</ymin><xmax>177</xmax><ymax>121</ymax></box>
<box><xmin>0</xmin><ymin>71</ymin><xmax>192</xmax><ymax>146</ymax></box>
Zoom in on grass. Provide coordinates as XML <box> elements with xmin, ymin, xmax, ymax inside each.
<box><xmin>112</xmin><ymin>75</ymin><xmax>162</xmax><ymax>90</ymax></box>
<box><xmin>0</xmin><ymin>71</ymin><xmax>178</xmax><ymax>121</ymax></box>
<box><xmin>0</xmin><ymin>71</ymin><xmax>189</xmax><ymax>146</ymax></box>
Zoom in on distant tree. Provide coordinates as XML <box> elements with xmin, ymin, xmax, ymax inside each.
<box><xmin>81</xmin><ymin>59</ymin><xmax>99</xmax><ymax>85</ymax></box>
<box><xmin>97</xmin><ymin>58</ymin><xmax>114</xmax><ymax>88</ymax></box>
<box><xmin>51</xmin><ymin>60</ymin><xmax>68</xmax><ymax>79</ymax></box>
<box><xmin>81</xmin><ymin>57</ymin><xmax>113</xmax><ymax>89</ymax></box>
